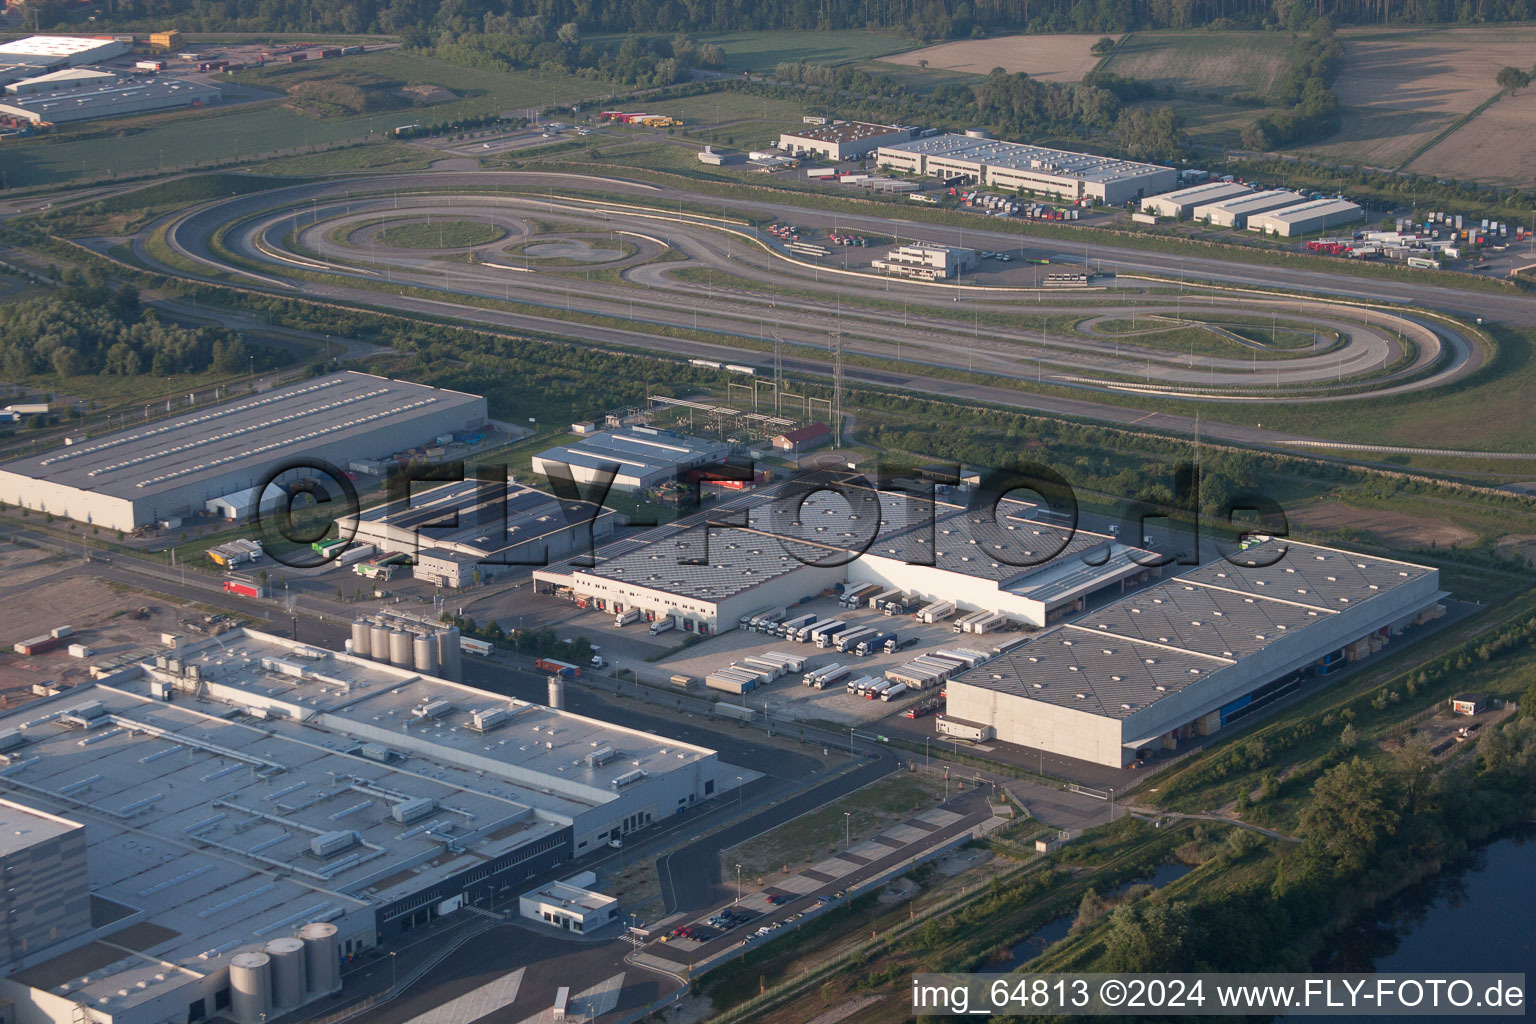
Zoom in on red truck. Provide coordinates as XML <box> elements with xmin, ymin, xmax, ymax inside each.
<box><xmin>534</xmin><ymin>658</ymin><xmax>580</xmax><ymax>678</ymax></box>
<box><xmin>223</xmin><ymin>580</ymin><xmax>267</xmax><ymax>599</ymax></box>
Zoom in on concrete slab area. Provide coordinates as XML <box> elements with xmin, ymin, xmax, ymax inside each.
<box><xmin>403</xmin><ymin>968</ymin><xmax>525</xmax><ymax>1024</ymax></box>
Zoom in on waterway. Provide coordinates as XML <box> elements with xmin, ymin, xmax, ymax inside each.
<box><xmin>1000</xmin><ymin>860</ymin><xmax>1194</xmax><ymax>970</ymax></box>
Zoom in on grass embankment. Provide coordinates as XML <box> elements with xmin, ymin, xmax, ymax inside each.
<box><xmin>375</xmin><ymin>220</ymin><xmax>507</xmax><ymax>248</ymax></box>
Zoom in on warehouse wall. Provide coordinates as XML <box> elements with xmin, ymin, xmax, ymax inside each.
<box><xmin>946</xmin><ymin>680</ymin><xmax>1128</xmax><ymax>766</ymax></box>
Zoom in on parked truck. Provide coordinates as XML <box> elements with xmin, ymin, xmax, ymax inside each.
<box><xmin>855</xmin><ymin>632</ymin><xmax>895</xmax><ymax>657</ymax></box>
<box><xmin>833</xmin><ymin>626</ymin><xmax>876</xmax><ymax>653</ymax></box>
<box><xmin>738</xmin><ymin>605</ymin><xmax>785</xmax><ymax>630</ymax></box>
<box><xmin>812</xmin><ymin>621</ymin><xmax>851</xmax><ymax>648</ymax></box>
<box><xmin>804</xmin><ymin>664</ymin><xmax>850</xmax><ymax>689</ymax></box>
<box><xmin>615</xmin><ymin>608</ymin><xmax>642</xmax><ymax>627</ymax></box>
<box><xmin>884</xmin><ymin>633</ymin><xmax>915</xmax><ymax>655</ymax></box>
<box><xmin>649</xmin><ymin>617</ymin><xmax>676</xmax><ymax>636</ymax></box>
<box><xmin>779</xmin><ymin>613</ymin><xmax>817</xmax><ymax>638</ymax></box>
<box><xmin>535</xmin><ymin>658</ymin><xmax>581</xmax><ymax>678</ymax></box>
<box><xmin>802</xmin><ymin>619</ymin><xmax>844</xmax><ymax>644</ymax></box>
<box><xmin>335</xmin><ymin>543</ymin><xmax>376</xmax><ymax>566</ymax></box>
<box><xmin>460</xmin><ymin>637</ymin><xmax>494</xmax><ymax>656</ymax></box>
<box><xmin>839</xmin><ymin>583</ymin><xmax>879</xmax><ymax>608</ymax></box>
<box><xmin>916</xmin><ymin>600</ymin><xmax>956</xmax><ymax>623</ymax></box>
<box><xmin>222</xmin><ymin>579</ymin><xmax>266</xmax><ymax>599</ymax></box>
<box><xmin>868</xmin><ymin>588</ymin><xmax>902</xmax><ymax>611</ymax></box>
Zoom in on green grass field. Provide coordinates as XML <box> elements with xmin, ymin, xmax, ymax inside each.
<box><xmin>587</xmin><ymin>29</ymin><xmax>911</xmax><ymax>73</ymax></box>
<box><xmin>376</xmin><ymin>220</ymin><xmax>506</xmax><ymax>248</ymax></box>
<box><xmin>1101</xmin><ymin>31</ymin><xmax>1293</xmax><ymax>96</ymax></box>
<box><xmin>850</xmin><ymin>59</ymin><xmax>990</xmax><ymax>94</ymax></box>
<box><xmin>3</xmin><ymin>51</ymin><xmax>613</xmax><ymax>188</ymax></box>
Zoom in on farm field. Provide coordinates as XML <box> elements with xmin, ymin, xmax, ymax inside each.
<box><xmin>1297</xmin><ymin>25</ymin><xmax>1536</xmax><ymax>169</ymax></box>
<box><xmin>1099</xmin><ymin>31</ymin><xmax>1291</xmax><ymax>95</ymax></box>
<box><xmin>2</xmin><ymin>52</ymin><xmax>614</xmax><ymax>187</ymax></box>
<box><xmin>587</xmin><ymin>29</ymin><xmax>910</xmax><ymax>73</ymax></box>
<box><xmin>849</xmin><ymin>59</ymin><xmax>990</xmax><ymax>94</ymax></box>
<box><xmin>887</xmin><ymin>33</ymin><xmax>1104</xmax><ymax>81</ymax></box>
<box><xmin>1145</xmin><ymin>96</ymin><xmax>1278</xmax><ymax>148</ymax></box>
<box><xmin>1406</xmin><ymin>85</ymin><xmax>1536</xmax><ymax>184</ymax></box>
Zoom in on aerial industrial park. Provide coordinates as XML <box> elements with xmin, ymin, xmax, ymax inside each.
<box><xmin>0</xmin><ymin>11</ymin><xmax>1533</xmax><ymax>1024</ymax></box>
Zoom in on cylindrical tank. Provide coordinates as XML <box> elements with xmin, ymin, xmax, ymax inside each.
<box><xmin>387</xmin><ymin>629</ymin><xmax>411</xmax><ymax>667</ymax></box>
<box><xmin>964</xmin><ymin>127</ymin><xmax>990</xmax><ymax>139</ymax></box>
<box><xmin>437</xmin><ymin>627</ymin><xmax>462</xmax><ymax>681</ymax></box>
<box><xmin>413</xmin><ymin>633</ymin><xmax>439</xmax><ymax>675</ymax></box>
<box><xmin>350</xmin><ymin>619</ymin><xmax>371</xmax><ymax>658</ymax></box>
<box><xmin>299</xmin><ymin>922</ymin><xmax>340</xmax><ymax>995</ymax></box>
<box><xmin>548</xmin><ymin>678</ymin><xmax>565</xmax><ymax>710</ymax></box>
<box><xmin>229</xmin><ymin>951</ymin><xmax>273</xmax><ymax>1022</ymax></box>
<box><xmin>264</xmin><ymin>936</ymin><xmax>307</xmax><ymax>1009</ymax></box>
<box><xmin>368</xmin><ymin>624</ymin><xmax>390</xmax><ymax>661</ymax></box>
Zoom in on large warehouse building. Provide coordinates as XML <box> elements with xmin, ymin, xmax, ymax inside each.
<box><xmin>1246</xmin><ymin>198</ymin><xmax>1364</xmax><ymax>237</ymax></box>
<box><xmin>1193</xmin><ymin>189</ymin><xmax>1307</xmax><ymax>228</ymax></box>
<box><xmin>0</xmin><ymin>35</ymin><xmax>129</xmax><ymax>70</ymax></box>
<box><xmin>534</xmin><ymin>481</ymin><xmax>1156</xmax><ymax>635</ymax></box>
<box><xmin>0</xmin><ymin>628</ymin><xmax>720</xmax><ymax>1024</ymax></box>
<box><xmin>336</xmin><ymin>479</ymin><xmax>620</xmax><ymax>587</ymax></box>
<box><xmin>0</xmin><ymin>76</ymin><xmax>220</xmax><ymax>125</ymax></box>
<box><xmin>875</xmin><ymin>134</ymin><xmax>1176</xmax><ymax>205</ymax></box>
<box><xmin>776</xmin><ymin>120</ymin><xmax>913</xmax><ymax>161</ymax></box>
<box><xmin>0</xmin><ymin>371</ymin><xmax>486</xmax><ymax>532</ymax></box>
<box><xmin>531</xmin><ymin>426</ymin><xmax>731</xmax><ymax>494</ymax></box>
<box><xmin>940</xmin><ymin>539</ymin><xmax>1444</xmax><ymax>766</ymax></box>
<box><xmin>1138</xmin><ymin>180</ymin><xmax>1251</xmax><ymax>219</ymax></box>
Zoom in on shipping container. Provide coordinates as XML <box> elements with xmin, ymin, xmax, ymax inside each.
<box><xmin>916</xmin><ymin>601</ymin><xmax>956</xmax><ymax>623</ymax></box>
<box><xmin>460</xmin><ymin>637</ymin><xmax>494</xmax><ymax>656</ymax></box>
<box><xmin>535</xmin><ymin>658</ymin><xmax>581</xmax><ymax>678</ymax></box>
<box><xmin>222</xmin><ymin>580</ymin><xmax>265</xmax><ymax>600</ymax></box>
<box><xmin>669</xmin><ymin>673</ymin><xmax>696</xmax><ymax>689</ymax></box>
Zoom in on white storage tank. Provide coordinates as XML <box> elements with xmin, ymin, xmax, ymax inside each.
<box><xmin>548</xmin><ymin>677</ymin><xmax>565</xmax><ymax>709</ymax></box>
<box><xmin>387</xmin><ymin>629</ymin><xmax>411</xmax><ymax>667</ymax></box>
<box><xmin>413</xmin><ymin>633</ymin><xmax>439</xmax><ymax>674</ymax></box>
<box><xmin>264</xmin><ymin>936</ymin><xmax>307</xmax><ymax>1009</ymax></box>
<box><xmin>368</xmin><ymin>624</ymin><xmax>390</xmax><ymax>661</ymax></box>
<box><xmin>351</xmin><ymin>620</ymin><xmax>371</xmax><ymax>657</ymax></box>
<box><xmin>229</xmin><ymin>950</ymin><xmax>273</xmax><ymax>1022</ymax></box>
<box><xmin>437</xmin><ymin>626</ymin><xmax>462</xmax><ymax>681</ymax></box>
<box><xmin>300</xmin><ymin>921</ymin><xmax>341</xmax><ymax>995</ymax></box>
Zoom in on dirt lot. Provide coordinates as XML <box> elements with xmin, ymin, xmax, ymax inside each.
<box><xmin>1300</xmin><ymin>26</ymin><xmax>1536</xmax><ymax>169</ymax></box>
<box><xmin>1287</xmin><ymin>497</ymin><xmax>1477</xmax><ymax>550</ymax></box>
<box><xmin>1407</xmin><ymin>85</ymin><xmax>1536</xmax><ymax>184</ymax></box>
<box><xmin>0</xmin><ymin>551</ymin><xmax>195</xmax><ymax>704</ymax></box>
<box><xmin>1099</xmin><ymin>31</ymin><xmax>1290</xmax><ymax>95</ymax></box>
<box><xmin>887</xmin><ymin>33</ymin><xmax>1103</xmax><ymax>82</ymax></box>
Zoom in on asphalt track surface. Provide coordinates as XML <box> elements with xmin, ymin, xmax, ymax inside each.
<box><xmin>132</xmin><ymin>170</ymin><xmax>1515</xmax><ymax>452</ymax></box>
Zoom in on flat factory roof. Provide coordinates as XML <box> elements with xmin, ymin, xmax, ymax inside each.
<box><xmin>343</xmin><ymin>479</ymin><xmax>616</xmax><ymax>560</ymax></box>
<box><xmin>1248</xmin><ymin>198</ymin><xmax>1362</xmax><ymax>226</ymax></box>
<box><xmin>5</xmin><ymin>66</ymin><xmax>116</xmax><ymax>90</ymax></box>
<box><xmin>782</xmin><ymin>120</ymin><xmax>908</xmax><ymax>145</ymax></box>
<box><xmin>0</xmin><ymin>35</ymin><xmax>119</xmax><ymax>59</ymax></box>
<box><xmin>952</xmin><ymin>539</ymin><xmax>1438</xmax><ymax>719</ymax></box>
<box><xmin>0</xmin><ymin>795</ymin><xmax>81</xmax><ymax>853</ymax></box>
<box><xmin>0</xmin><ymin>371</ymin><xmax>482</xmax><ymax>502</ymax></box>
<box><xmin>1195</xmin><ymin>189</ymin><xmax>1305</xmax><ymax>215</ymax></box>
<box><xmin>879</xmin><ymin>134</ymin><xmax>1172</xmax><ymax>184</ymax></box>
<box><xmin>533</xmin><ymin>427</ymin><xmax>731</xmax><ymax>480</ymax></box>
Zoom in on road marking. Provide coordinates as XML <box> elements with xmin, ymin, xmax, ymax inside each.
<box><xmin>402</xmin><ymin>967</ymin><xmax>524</xmax><ymax>1024</ymax></box>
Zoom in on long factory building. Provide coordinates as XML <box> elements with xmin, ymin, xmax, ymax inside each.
<box><xmin>0</xmin><ymin>371</ymin><xmax>487</xmax><ymax>533</ymax></box>
<box><xmin>0</xmin><ymin>628</ymin><xmax>720</xmax><ymax>1024</ymax></box>
<box><xmin>534</xmin><ymin>480</ymin><xmax>1158</xmax><ymax>634</ymax></box>
<box><xmin>531</xmin><ymin>426</ymin><xmax>732</xmax><ymax>494</ymax></box>
<box><xmin>874</xmin><ymin>133</ymin><xmax>1176</xmax><ymax>206</ymax></box>
<box><xmin>336</xmin><ymin>479</ymin><xmax>621</xmax><ymax>588</ymax></box>
<box><xmin>941</xmin><ymin>539</ymin><xmax>1444</xmax><ymax>767</ymax></box>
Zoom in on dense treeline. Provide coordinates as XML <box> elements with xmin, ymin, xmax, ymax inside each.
<box><xmin>0</xmin><ymin>270</ymin><xmax>285</xmax><ymax>380</ymax></box>
<box><xmin>774</xmin><ymin>60</ymin><xmax>1186</xmax><ymax>161</ymax></box>
<box><xmin>1241</xmin><ymin>21</ymin><xmax>1345</xmax><ymax>149</ymax></box>
<box><xmin>427</xmin><ymin>19</ymin><xmax>723</xmax><ymax>85</ymax></box>
<box><xmin>31</xmin><ymin>0</ymin><xmax>1536</xmax><ymax>43</ymax></box>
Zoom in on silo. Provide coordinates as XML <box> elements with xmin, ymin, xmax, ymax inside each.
<box><xmin>229</xmin><ymin>951</ymin><xmax>273</xmax><ymax>1022</ymax></box>
<box><xmin>548</xmin><ymin>677</ymin><xmax>565</xmax><ymax>710</ymax></box>
<box><xmin>387</xmin><ymin>629</ymin><xmax>411</xmax><ymax>667</ymax></box>
<box><xmin>413</xmin><ymin>633</ymin><xmax>439</xmax><ymax>675</ymax></box>
<box><xmin>350</xmin><ymin>620</ymin><xmax>371</xmax><ymax>658</ymax></box>
<box><xmin>299</xmin><ymin>922</ymin><xmax>341</xmax><ymax>995</ymax></box>
<box><xmin>436</xmin><ymin>626</ymin><xmax>462</xmax><ymax>681</ymax></box>
<box><xmin>368</xmin><ymin>624</ymin><xmax>390</xmax><ymax>661</ymax></box>
<box><xmin>264</xmin><ymin>936</ymin><xmax>307</xmax><ymax>1009</ymax></box>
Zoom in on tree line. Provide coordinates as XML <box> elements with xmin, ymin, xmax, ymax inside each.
<box><xmin>0</xmin><ymin>269</ymin><xmax>286</xmax><ymax>381</ymax></box>
<box><xmin>33</xmin><ymin>0</ymin><xmax>1536</xmax><ymax>43</ymax></box>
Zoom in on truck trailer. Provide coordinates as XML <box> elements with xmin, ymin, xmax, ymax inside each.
<box><xmin>916</xmin><ymin>601</ymin><xmax>956</xmax><ymax>623</ymax></box>
<box><xmin>615</xmin><ymin>608</ymin><xmax>642</xmax><ymax>627</ymax></box>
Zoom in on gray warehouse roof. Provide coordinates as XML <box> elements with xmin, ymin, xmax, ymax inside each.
<box><xmin>878</xmin><ymin>134</ymin><xmax>1172</xmax><ymax>184</ymax></box>
<box><xmin>533</xmin><ymin>427</ymin><xmax>730</xmax><ymax>481</ymax></box>
<box><xmin>0</xmin><ymin>371</ymin><xmax>483</xmax><ymax>503</ymax></box>
<box><xmin>952</xmin><ymin>539</ymin><xmax>1438</xmax><ymax>719</ymax></box>
<box><xmin>0</xmin><ymin>76</ymin><xmax>220</xmax><ymax>123</ymax></box>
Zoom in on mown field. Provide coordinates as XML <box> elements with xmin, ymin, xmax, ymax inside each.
<box><xmin>886</xmin><ymin>32</ymin><xmax>1104</xmax><ymax>82</ymax></box>
<box><xmin>586</xmin><ymin>29</ymin><xmax>911</xmax><ymax>73</ymax></box>
<box><xmin>1100</xmin><ymin>30</ymin><xmax>1292</xmax><ymax>96</ymax></box>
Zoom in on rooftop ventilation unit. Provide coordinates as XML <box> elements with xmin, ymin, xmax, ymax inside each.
<box><xmin>585</xmin><ymin>746</ymin><xmax>621</xmax><ymax>768</ymax></box>
<box><xmin>467</xmin><ymin>707</ymin><xmax>510</xmax><ymax>732</ymax></box>
<box><xmin>391</xmin><ymin>797</ymin><xmax>437</xmax><ymax>824</ymax></box>
<box><xmin>412</xmin><ymin>699</ymin><xmax>454</xmax><ymax>720</ymax></box>
<box><xmin>358</xmin><ymin>743</ymin><xmax>399</xmax><ymax>764</ymax></box>
<box><xmin>310</xmin><ymin>830</ymin><xmax>360</xmax><ymax>858</ymax></box>
<box><xmin>611</xmin><ymin>769</ymin><xmax>648</xmax><ymax>788</ymax></box>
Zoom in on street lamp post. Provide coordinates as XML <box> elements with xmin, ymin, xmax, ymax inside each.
<box><xmin>389</xmin><ymin>951</ymin><xmax>397</xmax><ymax>989</ymax></box>
<box><xmin>735</xmin><ymin>863</ymin><xmax>742</xmax><ymax>904</ymax></box>
<box><xmin>843</xmin><ymin>811</ymin><xmax>851</xmax><ymax>850</ymax></box>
